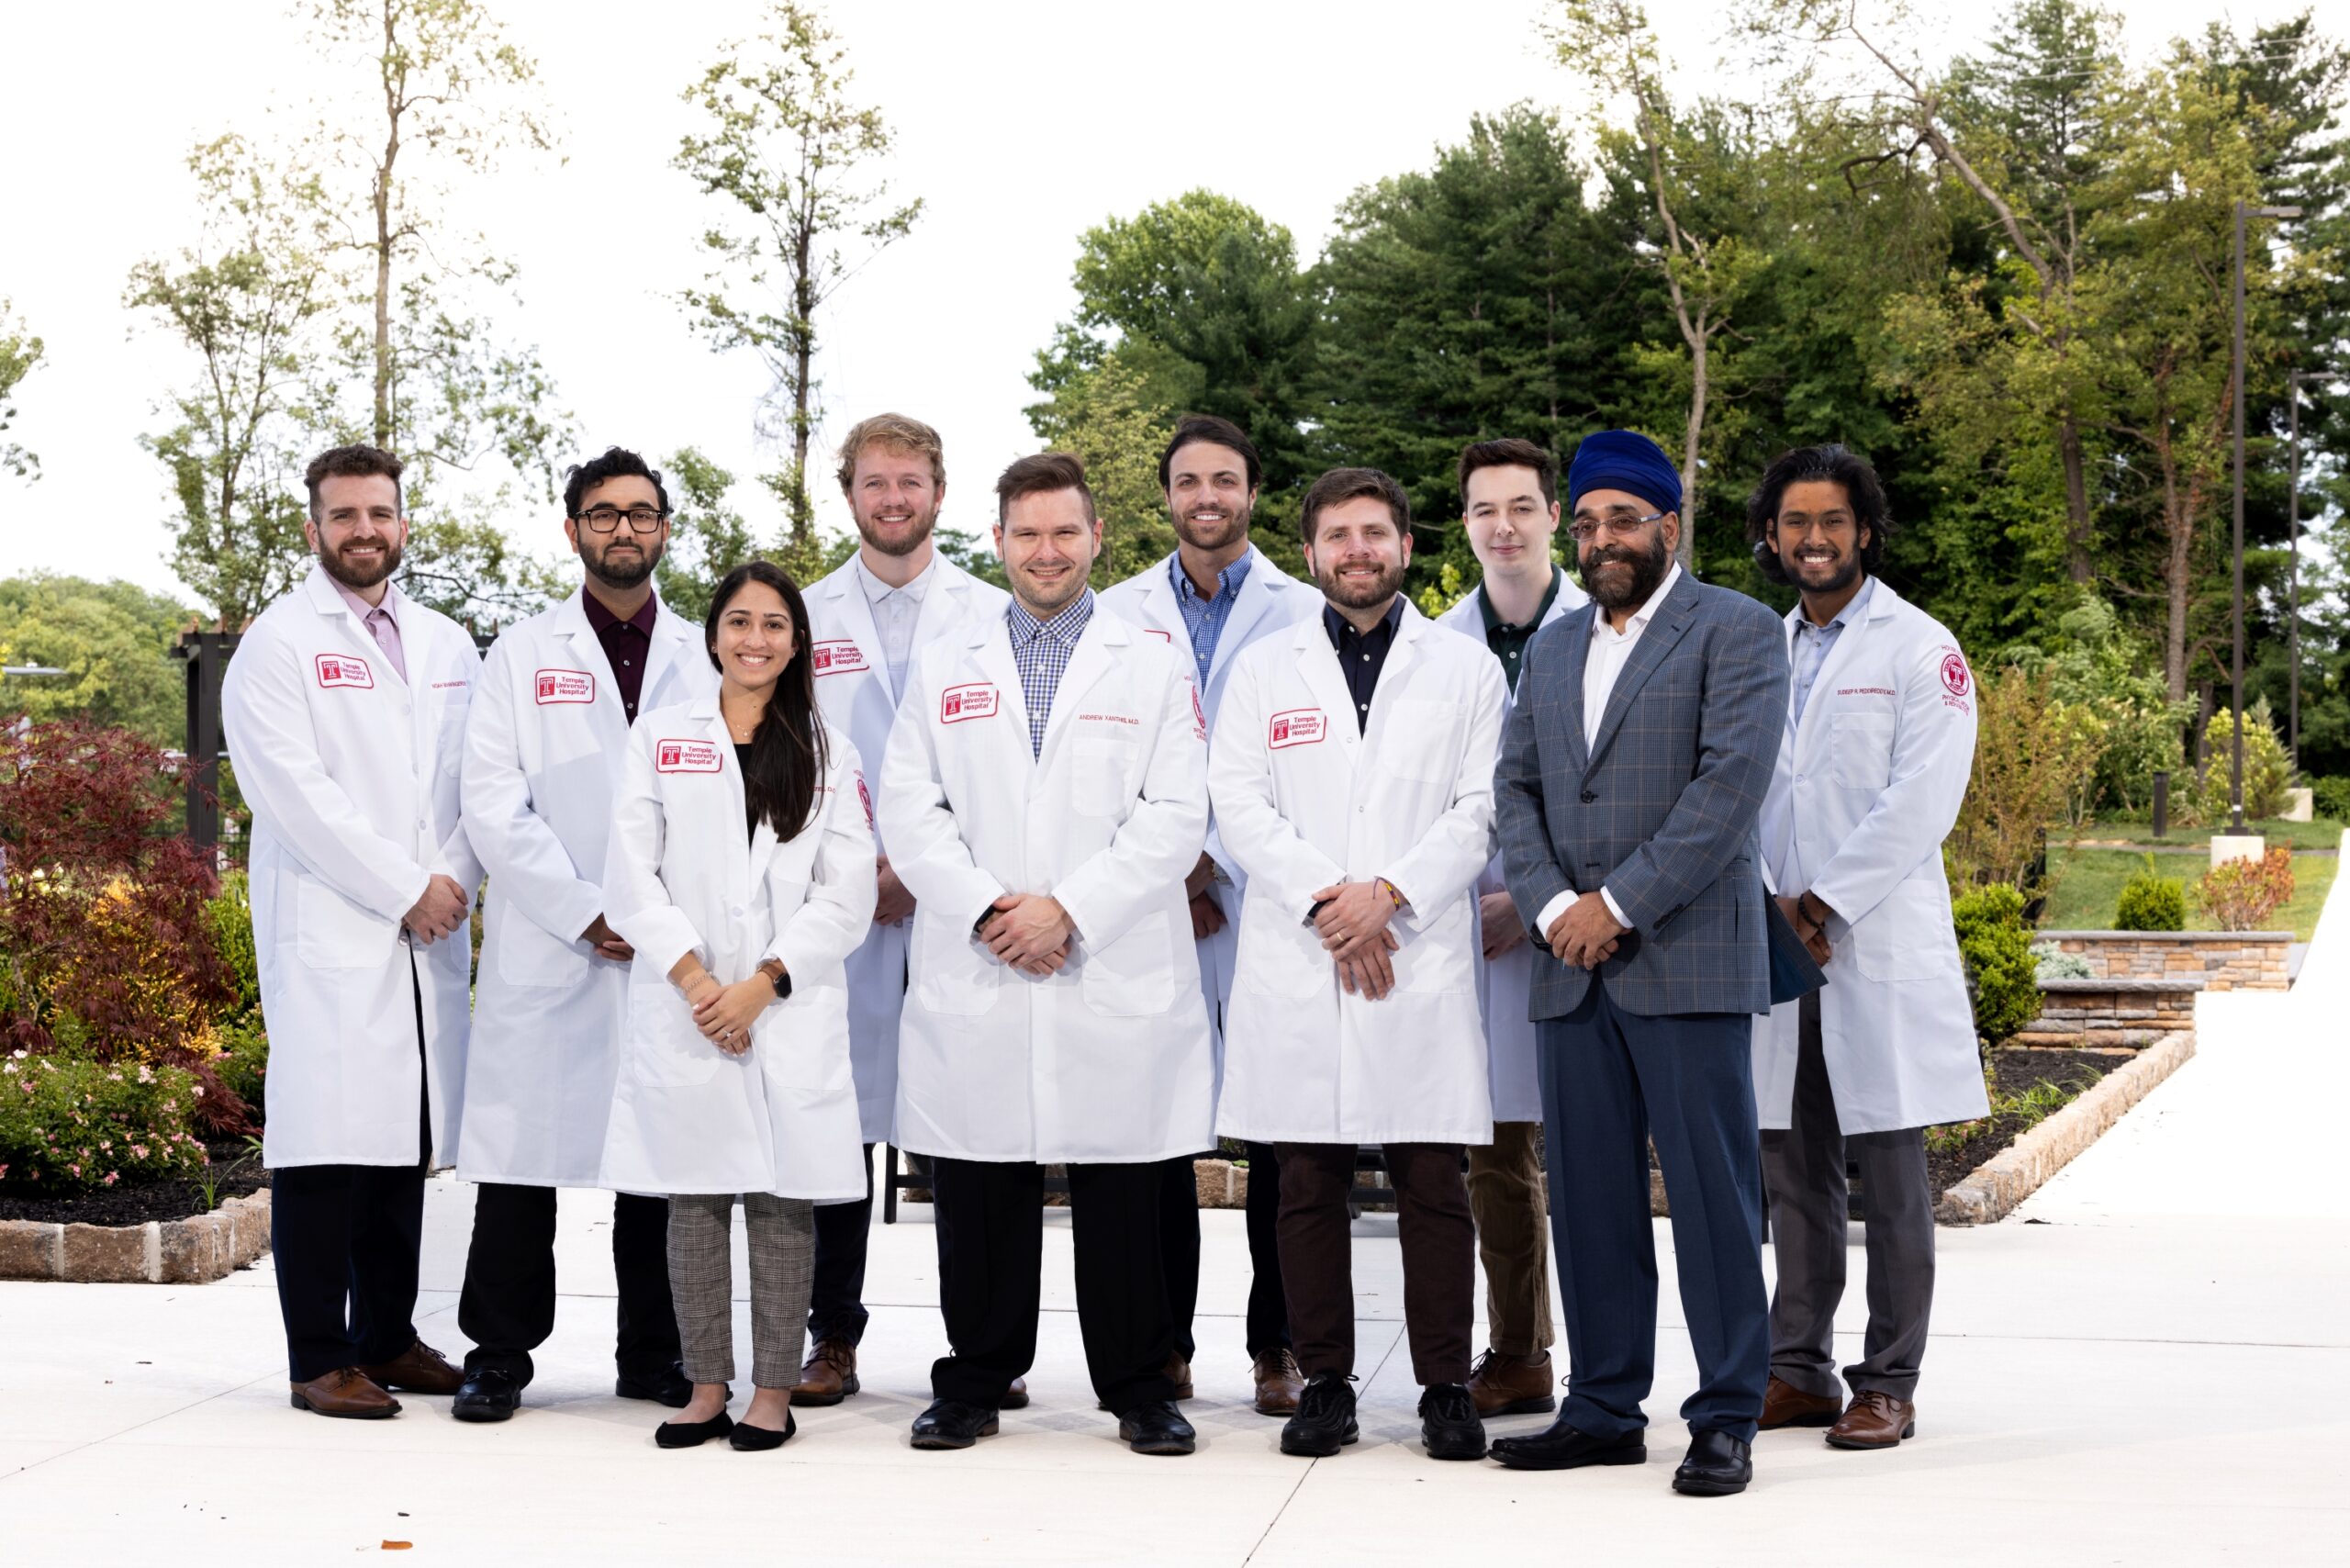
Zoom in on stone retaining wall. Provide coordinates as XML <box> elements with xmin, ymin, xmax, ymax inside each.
<box><xmin>0</xmin><ymin>1189</ymin><xmax>271</xmax><ymax>1282</ymax></box>
<box><xmin>2017</xmin><ymin>977</ymin><xmax>2202</xmax><ymax>1047</ymax></box>
<box><xmin>2038</xmin><ymin>930</ymin><xmax>2290</xmax><ymax>991</ymax></box>
<box><xmin>1938</xmin><ymin>1029</ymin><xmax>2196</xmax><ymax>1225</ymax></box>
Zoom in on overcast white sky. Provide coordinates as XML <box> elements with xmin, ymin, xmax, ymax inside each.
<box><xmin>0</xmin><ymin>0</ymin><xmax>2309</xmax><ymax>609</ymax></box>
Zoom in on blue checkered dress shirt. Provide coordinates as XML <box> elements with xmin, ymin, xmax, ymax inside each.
<box><xmin>1006</xmin><ymin>589</ymin><xmax>1095</xmax><ymax>757</ymax></box>
<box><xmin>1169</xmin><ymin>552</ymin><xmax>1253</xmax><ymax>678</ymax></box>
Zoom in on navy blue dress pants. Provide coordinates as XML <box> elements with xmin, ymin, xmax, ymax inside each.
<box><xmin>1538</xmin><ymin>979</ymin><xmax>1768</xmax><ymax>1442</ymax></box>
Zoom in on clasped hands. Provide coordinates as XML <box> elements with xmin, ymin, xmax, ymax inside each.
<box><xmin>401</xmin><ymin>874</ymin><xmax>470</xmax><ymax>945</ymax></box>
<box><xmin>1311</xmin><ymin>879</ymin><xmax>1404</xmax><ymax>1001</ymax></box>
<box><xmin>979</xmin><ymin>892</ymin><xmax>1073</xmax><ymax>977</ymax></box>
<box><xmin>1541</xmin><ymin>890</ymin><xmax>1626</xmax><ymax>969</ymax></box>
<box><xmin>670</xmin><ymin>956</ymin><xmax>778</xmax><ymax>1056</ymax></box>
<box><xmin>1775</xmin><ymin>893</ymin><xmax>1836</xmax><ymax>966</ymax></box>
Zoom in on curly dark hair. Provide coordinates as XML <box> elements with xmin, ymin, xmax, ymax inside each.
<box><xmin>564</xmin><ymin>445</ymin><xmax>669</xmax><ymax>519</ymax></box>
<box><xmin>1744</xmin><ymin>443</ymin><xmax>1893</xmax><ymax>585</ymax></box>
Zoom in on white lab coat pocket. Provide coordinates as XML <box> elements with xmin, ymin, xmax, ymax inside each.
<box><xmin>1830</xmin><ymin>711</ymin><xmax>1896</xmax><ymax>790</ymax></box>
<box><xmin>1081</xmin><ymin>910</ymin><xmax>1176</xmax><ymax>1017</ymax></box>
<box><xmin>754</xmin><ymin>990</ymin><xmax>851</xmax><ymax>1092</ymax></box>
<box><xmin>626</xmin><ymin>982</ymin><xmax>726</xmax><ymax>1088</ymax></box>
<box><xmin>1852</xmin><ymin>875</ymin><xmax>1946</xmax><ymax>983</ymax></box>
<box><xmin>1236</xmin><ymin>893</ymin><xmax>1329</xmax><ymax>999</ymax></box>
<box><xmin>1070</xmin><ymin>736</ymin><xmax>1136</xmax><ymax>816</ymax></box>
<box><xmin>295</xmin><ymin>876</ymin><xmax>398</xmax><ymax>969</ymax></box>
<box><xmin>1389</xmin><ymin>699</ymin><xmax>1462</xmax><ymax>783</ymax></box>
<box><xmin>492</xmin><ymin>899</ymin><xmax>582</xmax><ymax>988</ymax></box>
<box><xmin>912</xmin><ymin>910</ymin><xmax>1002</xmax><ymax>1016</ymax></box>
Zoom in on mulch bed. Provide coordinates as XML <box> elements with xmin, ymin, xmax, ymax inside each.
<box><xmin>1924</xmin><ymin>1047</ymin><xmax>2128</xmax><ymax>1204</ymax></box>
<box><xmin>0</xmin><ymin>1141</ymin><xmax>271</xmax><ymax>1226</ymax></box>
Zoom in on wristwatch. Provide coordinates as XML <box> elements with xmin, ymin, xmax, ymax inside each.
<box><xmin>762</xmin><ymin>960</ymin><xmax>792</xmax><ymax>1001</ymax></box>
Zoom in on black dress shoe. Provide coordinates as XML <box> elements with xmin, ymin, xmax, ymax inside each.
<box><xmin>655</xmin><ymin>1409</ymin><xmax>734</xmax><ymax>1449</ymax></box>
<box><xmin>729</xmin><ymin>1407</ymin><xmax>796</xmax><ymax>1451</ymax></box>
<box><xmin>1673</xmin><ymin>1428</ymin><xmax>1753</xmax><ymax>1496</ymax></box>
<box><xmin>615</xmin><ymin>1361</ymin><xmax>695</xmax><ymax>1408</ymax></box>
<box><xmin>910</xmin><ymin>1398</ymin><xmax>1000</xmax><ymax>1450</ymax></box>
<box><xmin>1418</xmin><ymin>1383</ymin><xmax>1487</xmax><ymax>1461</ymax></box>
<box><xmin>1118</xmin><ymin>1400</ymin><xmax>1197</xmax><ymax>1456</ymax></box>
<box><xmin>1279</xmin><ymin>1372</ymin><xmax>1359</xmax><ymax>1458</ymax></box>
<box><xmin>451</xmin><ymin>1368</ymin><xmax>521</xmax><ymax>1424</ymax></box>
<box><xmin>1489</xmin><ymin>1420</ymin><xmax>1647</xmax><ymax>1471</ymax></box>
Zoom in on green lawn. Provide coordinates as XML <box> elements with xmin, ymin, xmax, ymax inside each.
<box><xmin>2074</xmin><ymin>814</ymin><xmax>2348</xmax><ymax>851</ymax></box>
<box><xmin>2040</xmin><ymin>845</ymin><xmax>2338</xmax><ymax>941</ymax></box>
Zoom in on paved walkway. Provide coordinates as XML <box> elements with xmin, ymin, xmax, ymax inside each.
<box><xmin>4</xmin><ymin>841</ymin><xmax>2344</xmax><ymax>1565</ymax></box>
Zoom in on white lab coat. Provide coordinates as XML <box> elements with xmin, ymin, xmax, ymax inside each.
<box><xmin>1433</xmin><ymin>566</ymin><xmax>1586</xmax><ymax>1124</ymax></box>
<box><xmin>878</xmin><ymin>606</ymin><xmax>1215</xmax><ymax>1163</ymax></box>
<box><xmin>220</xmin><ymin>564</ymin><xmax>483</xmax><ymax>1168</ymax></box>
<box><xmin>598</xmin><ymin>699</ymin><xmax>875</xmax><ymax>1199</ymax></box>
<box><xmin>1096</xmin><ymin>546</ymin><xmax>1321</xmax><ymax>1047</ymax></box>
<box><xmin>801</xmin><ymin>554</ymin><xmax>1010</xmax><ymax>1142</ymax></box>
<box><xmin>1751</xmin><ymin>580</ymin><xmax>1990</xmax><ymax>1135</ymax></box>
<box><xmin>455</xmin><ymin>588</ymin><xmax>715</xmax><ymax>1188</ymax></box>
<box><xmin>1211</xmin><ymin>602</ymin><xmax>1505</xmax><ymax>1146</ymax></box>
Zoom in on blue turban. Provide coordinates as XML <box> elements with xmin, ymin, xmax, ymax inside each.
<box><xmin>1567</xmin><ymin>430</ymin><xmax>1682</xmax><ymax>517</ymax></box>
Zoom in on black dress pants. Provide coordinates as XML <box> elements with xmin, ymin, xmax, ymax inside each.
<box><xmin>1160</xmin><ymin>1142</ymin><xmax>1291</xmax><ymax>1361</ymax></box>
<box><xmin>929</xmin><ymin>1156</ymin><xmax>1179</xmax><ymax>1414</ymax></box>
<box><xmin>805</xmin><ymin>1143</ymin><xmax>875</xmax><ymax>1348</ymax></box>
<box><xmin>272</xmin><ymin>967</ymin><xmax>429</xmax><ymax>1383</ymax></box>
<box><xmin>456</xmin><ymin>1185</ymin><xmax>681</xmax><ymax>1384</ymax></box>
<box><xmin>1274</xmin><ymin>1142</ymin><xmax>1475</xmax><ymax>1386</ymax></box>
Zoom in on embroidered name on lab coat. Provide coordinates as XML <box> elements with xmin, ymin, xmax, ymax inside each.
<box><xmin>655</xmin><ymin>738</ymin><xmax>724</xmax><ymax>774</ymax></box>
<box><xmin>315</xmin><ymin>654</ymin><xmax>375</xmax><ymax>689</ymax></box>
<box><xmin>941</xmin><ymin>683</ymin><xmax>999</xmax><ymax>723</ymax></box>
<box><xmin>1269</xmin><ymin>709</ymin><xmax>1326</xmax><ymax>748</ymax></box>
<box><xmin>811</xmin><ymin>640</ymin><xmax>867</xmax><ymax>677</ymax></box>
<box><xmin>534</xmin><ymin>668</ymin><xmax>596</xmax><ymax>704</ymax></box>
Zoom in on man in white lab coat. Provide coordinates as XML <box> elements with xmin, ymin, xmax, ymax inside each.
<box><xmin>1096</xmin><ymin>413</ymin><xmax>1319</xmax><ymax>1417</ymax></box>
<box><xmin>1211</xmin><ymin>466</ymin><xmax>1505</xmax><ymax>1464</ymax></box>
<box><xmin>1429</xmin><ymin>438</ymin><xmax>1587</xmax><ymax>1421</ymax></box>
<box><xmin>451</xmin><ymin>447</ymin><xmax>716</xmax><ymax>1421</ymax></box>
<box><xmin>879</xmin><ymin>453</ymin><xmax>1214</xmax><ymax>1457</ymax></box>
<box><xmin>221</xmin><ymin>444</ymin><xmax>479</xmax><ymax>1419</ymax></box>
<box><xmin>791</xmin><ymin>414</ymin><xmax>1009</xmax><ymax>1408</ymax></box>
<box><xmin>1743</xmin><ymin>444</ymin><xmax>1986</xmax><ymax>1451</ymax></box>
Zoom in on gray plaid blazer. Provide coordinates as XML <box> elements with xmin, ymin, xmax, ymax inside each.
<box><xmin>1496</xmin><ymin>569</ymin><xmax>1790</xmax><ymax>1020</ymax></box>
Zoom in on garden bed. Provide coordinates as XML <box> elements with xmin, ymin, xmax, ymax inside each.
<box><xmin>0</xmin><ymin>1140</ymin><xmax>269</xmax><ymax>1226</ymax></box>
<box><xmin>1925</xmin><ymin>1047</ymin><xmax>2125</xmax><ymax>1203</ymax></box>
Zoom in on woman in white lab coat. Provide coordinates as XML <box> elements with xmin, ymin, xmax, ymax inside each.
<box><xmin>600</xmin><ymin>562</ymin><xmax>877</xmax><ymax>1451</ymax></box>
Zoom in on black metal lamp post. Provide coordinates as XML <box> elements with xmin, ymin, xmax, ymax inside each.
<box><xmin>2231</xmin><ymin>198</ymin><xmax>2302</xmax><ymax>833</ymax></box>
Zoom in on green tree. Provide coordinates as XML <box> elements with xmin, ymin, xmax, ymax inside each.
<box><xmin>0</xmin><ymin>299</ymin><xmax>41</xmax><ymax>480</ymax></box>
<box><xmin>655</xmin><ymin>447</ymin><xmax>763</xmax><ymax>622</ymax></box>
<box><xmin>0</xmin><ymin>576</ymin><xmax>197</xmax><ymax>748</ymax></box>
<box><xmin>1027</xmin><ymin>357</ymin><xmax>1180</xmax><ymax>590</ymax></box>
<box><xmin>676</xmin><ymin>0</ymin><xmax>923</xmax><ymax>555</ymax></box>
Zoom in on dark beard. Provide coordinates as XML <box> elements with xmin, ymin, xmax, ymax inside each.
<box><xmin>1175</xmin><ymin>501</ymin><xmax>1251</xmax><ymax>554</ymax></box>
<box><xmin>1316</xmin><ymin>556</ymin><xmax>1405</xmax><ymax>610</ymax></box>
<box><xmin>856</xmin><ymin>506</ymin><xmax>937</xmax><ymax>558</ymax></box>
<box><xmin>321</xmin><ymin>538</ymin><xmax>401</xmax><ymax>592</ymax></box>
<box><xmin>1786</xmin><ymin>546</ymin><xmax>1863</xmax><ymax>597</ymax></box>
<box><xmin>1581</xmin><ymin>531</ymin><xmax>1671</xmax><ymax>611</ymax></box>
<box><xmin>586</xmin><ymin>537</ymin><xmax>662</xmax><ymax>589</ymax></box>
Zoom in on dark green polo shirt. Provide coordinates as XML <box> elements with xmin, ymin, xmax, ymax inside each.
<box><xmin>1478</xmin><ymin>570</ymin><xmax>1561</xmax><ymax>694</ymax></box>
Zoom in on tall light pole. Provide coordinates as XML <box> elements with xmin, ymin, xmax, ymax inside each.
<box><xmin>2231</xmin><ymin>198</ymin><xmax>2300</xmax><ymax>833</ymax></box>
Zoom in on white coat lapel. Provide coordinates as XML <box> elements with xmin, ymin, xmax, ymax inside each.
<box><xmin>1039</xmin><ymin>610</ymin><xmax>1126</xmax><ymax>756</ymax></box>
<box><xmin>549</xmin><ymin>589</ymin><xmax>632</xmax><ymax>751</ymax></box>
<box><xmin>1209</xmin><ymin>547</ymin><xmax>1281</xmax><ymax>681</ymax></box>
<box><xmin>688</xmin><ymin>700</ymin><xmax>763</xmax><ymax>898</ymax></box>
<box><xmin>1790</xmin><ymin>580</ymin><xmax>1884</xmax><ymax>753</ymax></box>
<box><xmin>641</xmin><ymin>594</ymin><xmax>699</xmax><ymax>713</ymax></box>
<box><xmin>1292</xmin><ymin>611</ymin><xmax>1361</xmax><ymax>763</ymax></box>
<box><xmin>818</xmin><ymin>565</ymin><xmax>891</xmax><ymax>700</ymax></box>
<box><xmin>968</xmin><ymin>616</ymin><xmax>1033</xmax><ymax>767</ymax></box>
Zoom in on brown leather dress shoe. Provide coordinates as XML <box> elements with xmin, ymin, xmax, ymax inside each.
<box><xmin>1760</xmin><ymin>1373</ymin><xmax>1843</xmax><ymax>1430</ymax></box>
<box><xmin>1826</xmin><ymin>1390</ymin><xmax>1916</xmax><ymax>1450</ymax></box>
<box><xmin>1251</xmin><ymin>1350</ymin><xmax>1304</xmax><ymax>1417</ymax></box>
<box><xmin>1467</xmin><ymin>1350</ymin><xmax>1557</xmax><ymax>1417</ymax></box>
<box><xmin>789</xmin><ymin>1338</ymin><xmax>859</xmax><ymax>1407</ymax></box>
<box><xmin>356</xmin><ymin>1338</ymin><xmax>464</xmax><ymax>1395</ymax></box>
<box><xmin>290</xmin><ymin>1367</ymin><xmax>401</xmax><ymax>1419</ymax></box>
<box><xmin>1166</xmin><ymin>1352</ymin><xmax>1194</xmax><ymax>1401</ymax></box>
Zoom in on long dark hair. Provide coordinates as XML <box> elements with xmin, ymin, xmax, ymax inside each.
<box><xmin>705</xmin><ymin>561</ymin><xmax>829</xmax><ymax>839</ymax></box>
<box><xmin>1744</xmin><ymin>443</ymin><xmax>1894</xmax><ymax>586</ymax></box>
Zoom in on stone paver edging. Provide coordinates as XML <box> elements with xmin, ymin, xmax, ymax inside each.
<box><xmin>1936</xmin><ymin>1030</ymin><xmax>2195</xmax><ymax>1226</ymax></box>
<box><xmin>0</xmin><ymin>1188</ymin><xmax>271</xmax><ymax>1282</ymax></box>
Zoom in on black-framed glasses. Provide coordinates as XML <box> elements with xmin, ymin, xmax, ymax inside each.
<box><xmin>575</xmin><ymin>506</ymin><xmax>669</xmax><ymax>533</ymax></box>
<box><xmin>1566</xmin><ymin>508</ymin><xmax>1666</xmax><ymax>544</ymax></box>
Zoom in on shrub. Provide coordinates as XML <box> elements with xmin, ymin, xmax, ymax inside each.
<box><xmin>1953</xmin><ymin>885</ymin><xmax>2043</xmax><ymax>1046</ymax></box>
<box><xmin>2313</xmin><ymin>776</ymin><xmax>2350</xmax><ymax>825</ymax></box>
<box><xmin>2042</xmin><ymin>599</ymin><xmax>2193</xmax><ymax>817</ymax></box>
<box><xmin>2194</xmin><ymin>846</ymin><xmax>2295</xmax><ymax>932</ymax></box>
<box><xmin>2031</xmin><ymin>942</ymin><xmax>2095</xmax><ymax>981</ymax></box>
<box><xmin>1945</xmin><ymin>663</ymin><xmax>2106</xmax><ymax>897</ymax></box>
<box><xmin>0</xmin><ymin>1050</ymin><xmax>210</xmax><ymax>1195</ymax></box>
<box><xmin>205</xmin><ymin>872</ymin><xmax>261</xmax><ymax>1018</ymax></box>
<box><xmin>2195</xmin><ymin>699</ymin><xmax>2294</xmax><ymax>823</ymax></box>
<box><xmin>2114</xmin><ymin>857</ymin><xmax>2188</xmax><ymax>931</ymax></box>
<box><xmin>214</xmin><ymin>1014</ymin><xmax>269</xmax><ymax>1124</ymax></box>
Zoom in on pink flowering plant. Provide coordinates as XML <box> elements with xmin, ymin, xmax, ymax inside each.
<box><xmin>0</xmin><ymin>1048</ymin><xmax>208</xmax><ymax>1195</ymax></box>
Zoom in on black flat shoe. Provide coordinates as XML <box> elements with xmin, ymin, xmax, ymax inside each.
<box><xmin>616</xmin><ymin>1361</ymin><xmax>695</xmax><ymax>1408</ymax></box>
<box><xmin>1489</xmin><ymin>1420</ymin><xmax>1646</xmax><ymax>1471</ymax></box>
<box><xmin>655</xmin><ymin>1410</ymin><xmax>734</xmax><ymax>1449</ymax></box>
<box><xmin>451</xmin><ymin>1368</ymin><xmax>521</xmax><ymax>1424</ymax></box>
<box><xmin>910</xmin><ymin>1398</ymin><xmax>1000</xmax><ymax>1450</ymax></box>
<box><xmin>1117</xmin><ymin>1400</ymin><xmax>1196</xmax><ymax>1456</ymax></box>
<box><xmin>729</xmin><ymin>1408</ymin><xmax>796</xmax><ymax>1451</ymax></box>
<box><xmin>1673</xmin><ymin>1428</ymin><xmax>1753</xmax><ymax>1495</ymax></box>
<box><xmin>1418</xmin><ymin>1383</ymin><xmax>1487</xmax><ymax>1461</ymax></box>
<box><xmin>1279</xmin><ymin>1372</ymin><xmax>1359</xmax><ymax>1458</ymax></box>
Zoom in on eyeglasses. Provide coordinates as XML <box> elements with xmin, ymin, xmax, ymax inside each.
<box><xmin>1566</xmin><ymin>509</ymin><xmax>1666</xmax><ymax>544</ymax></box>
<box><xmin>575</xmin><ymin>506</ymin><xmax>668</xmax><ymax>533</ymax></box>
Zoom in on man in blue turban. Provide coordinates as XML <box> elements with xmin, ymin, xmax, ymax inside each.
<box><xmin>1489</xmin><ymin>429</ymin><xmax>1791</xmax><ymax>1497</ymax></box>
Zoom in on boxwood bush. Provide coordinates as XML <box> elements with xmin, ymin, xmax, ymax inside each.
<box><xmin>2114</xmin><ymin>857</ymin><xmax>2188</xmax><ymax>931</ymax></box>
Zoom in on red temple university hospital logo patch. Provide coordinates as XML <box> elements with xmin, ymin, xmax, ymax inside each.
<box><xmin>1940</xmin><ymin>651</ymin><xmax>1972</xmax><ymax>698</ymax></box>
<box><xmin>856</xmin><ymin>771</ymin><xmax>874</xmax><ymax>827</ymax></box>
<box><xmin>941</xmin><ymin>683</ymin><xmax>999</xmax><ymax>723</ymax></box>
<box><xmin>1269</xmin><ymin>709</ymin><xmax>1326</xmax><ymax>749</ymax></box>
<box><xmin>654</xmin><ymin>738</ymin><xmax>723</xmax><ymax>774</ymax></box>
<box><xmin>811</xmin><ymin>640</ymin><xmax>867</xmax><ymax>677</ymax></box>
<box><xmin>534</xmin><ymin>668</ymin><xmax>595</xmax><ymax>704</ymax></box>
<box><xmin>315</xmin><ymin>654</ymin><xmax>374</xmax><ymax>689</ymax></box>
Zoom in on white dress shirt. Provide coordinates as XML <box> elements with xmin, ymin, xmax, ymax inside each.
<box><xmin>856</xmin><ymin>551</ymin><xmax>935</xmax><ymax>700</ymax></box>
<box><xmin>1536</xmin><ymin>562</ymin><xmax>1683</xmax><ymax>940</ymax></box>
